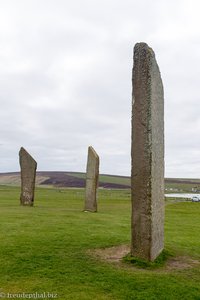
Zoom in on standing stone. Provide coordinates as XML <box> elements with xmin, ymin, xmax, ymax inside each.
<box><xmin>131</xmin><ymin>43</ymin><xmax>164</xmax><ymax>261</ymax></box>
<box><xmin>85</xmin><ymin>146</ymin><xmax>99</xmax><ymax>212</ymax></box>
<box><xmin>19</xmin><ymin>147</ymin><xmax>37</xmax><ymax>206</ymax></box>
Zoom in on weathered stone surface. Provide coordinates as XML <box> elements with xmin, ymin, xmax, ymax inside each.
<box><xmin>19</xmin><ymin>147</ymin><xmax>37</xmax><ymax>206</ymax></box>
<box><xmin>131</xmin><ymin>43</ymin><xmax>164</xmax><ymax>261</ymax></box>
<box><xmin>85</xmin><ymin>146</ymin><xmax>99</xmax><ymax>212</ymax></box>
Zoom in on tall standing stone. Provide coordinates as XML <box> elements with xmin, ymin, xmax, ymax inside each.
<box><xmin>85</xmin><ymin>146</ymin><xmax>99</xmax><ymax>212</ymax></box>
<box><xmin>131</xmin><ymin>43</ymin><xmax>164</xmax><ymax>261</ymax></box>
<box><xmin>19</xmin><ymin>147</ymin><xmax>37</xmax><ymax>206</ymax></box>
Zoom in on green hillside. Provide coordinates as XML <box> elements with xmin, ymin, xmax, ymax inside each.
<box><xmin>1</xmin><ymin>172</ymin><xmax>200</xmax><ymax>192</ymax></box>
<box><xmin>67</xmin><ymin>172</ymin><xmax>131</xmax><ymax>186</ymax></box>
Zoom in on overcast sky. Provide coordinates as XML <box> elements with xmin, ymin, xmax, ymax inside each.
<box><xmin>0</xmin><ymin>0</ymin><xmax>200</xmax><ymax>178</ymax></box>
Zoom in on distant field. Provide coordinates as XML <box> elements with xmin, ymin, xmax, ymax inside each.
<box><xmin>0</xmin><ymin>174</ymin><xmax>48</xmax><ymax>186</ymax></box>
<box><xmin>68</xmin><ymin>172</ymin><xmax>131</xmax><ymax>187</ymax></box>
<box><xmin>0</xmin><ymin>186</ymin><xmax>199</xmax><ymax>299</ymax></box>
<box><xmin>165</xmin><ymin>178</ymin><xmax>200</xmax><ymax>193</ymax></box>
<box><xmin>0</xmin><ymin>172</ymin><xmax>131</xmax><ymax>189</ymax></box>
<box><xmin>0</xmin><ymin>172</ymin><xmax>200</xmax><ymax>192</ymax></box>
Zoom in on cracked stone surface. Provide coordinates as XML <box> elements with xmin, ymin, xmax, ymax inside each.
<box><xmin>131</xmin><ymin>43</ymin><xmax>164</xmax><ymax>261</ymax></box>
<box><xmin>19</xmin><ymin>147</ymin><xmax>37</xmax><ymax>206</ymax></box>
<box><xmin>85</xmin><ymin>146</ymin><xmax>99</xmax><ymax>212</ymax></box>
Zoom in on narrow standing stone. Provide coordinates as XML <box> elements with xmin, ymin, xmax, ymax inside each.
<box><xmin>85</xmin><ymin>146</ymin><xmax>99</xmax><ymax>212</ymax></box>
<box><xmin>131</xmin><ymin>43</ymin><xmax>164</xmax><ymax>261</ymax></box>
<box><xmin>19</xmin><ymin>147</ymin><xmax>37</xmax><ymax>206</ymax></box>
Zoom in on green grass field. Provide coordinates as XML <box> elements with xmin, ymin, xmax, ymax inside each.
<box><xmin>0</xmin><ymin>186</ymin><xmax>200</xmax><ymax>299</ymax></box>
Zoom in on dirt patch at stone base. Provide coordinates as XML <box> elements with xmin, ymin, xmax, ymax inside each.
<box><xmin>165</xmin><ymin>256</ymin><xmax>200</xmax><ymax>270</ymax></box>
<box><xmin>88</xmin><ymin>245</ymin><xmax>130</xmax><ymax>263</ymax></box>
<box><xmin>87</xmin><ymin>244</ymin><xmax>200</xmax><ymax>272</ymax></box>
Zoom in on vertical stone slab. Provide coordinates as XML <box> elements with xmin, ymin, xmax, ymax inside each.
<box><xmin>85</xmin><ymin>146</ymin><xmax>99</xmax><ymax>212</ymax></box>
<box><xmin>131</xmin><ymin>43</ymin><xmax>164</xmax><ymax>261</ymax></box>
<box><xmin>19</xmin><ymin>147</ymin><xmax>37</xmax><ymax>206</ymax></box>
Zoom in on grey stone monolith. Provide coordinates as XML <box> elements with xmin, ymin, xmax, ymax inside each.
<box><xmin>131</xmin><ymin>43</ymin><xmax>164</xmax><ymax>261</ymax></box>
<box><xmin>84</xmin><ymin>146</ymin><xmax>99</xmax><ymax>212</ymax></box>
<box><xmin>19</xmin><ymin>147</ymin><xmax>37</xmax><ymax>206</ymax></box>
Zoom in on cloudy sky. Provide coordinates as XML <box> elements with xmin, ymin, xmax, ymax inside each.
<box><xmin>0</xmin><ymin>0</ymin><xmax>200</xmax><ymax>178</ymax></box>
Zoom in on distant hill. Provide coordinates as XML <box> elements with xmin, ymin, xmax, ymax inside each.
<box><xmin>0</xmin><ymin>171</ymin><xmax>131</xmax><ymax>189</ymax></box>
<box><xmin>0</xmin><ymin>172</ymin><xmax>200</xmax><ymax>191</ymax></box>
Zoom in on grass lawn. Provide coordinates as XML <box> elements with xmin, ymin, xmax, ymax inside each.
<box><xmin>0</xmin><ymin>186</ymin><xmax>200</xmax><ymax>299</ymax></box>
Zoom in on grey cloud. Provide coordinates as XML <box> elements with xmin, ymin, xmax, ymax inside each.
<box><xmin>0</xmin><ymin>0</ymin><xmax>200</xmax><ymax>177</ymax></box>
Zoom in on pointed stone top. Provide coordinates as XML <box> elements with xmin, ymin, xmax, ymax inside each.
<box><xmin>19</xmin><ymin>146</ymin><xmax>27</xmax><ymax>154</ymax></box>
<box><xmin>88</xmin><ymin>146</ymin><xmax>99</xmax><ymax>159</ymax></box>
<box><xmin>134</xmin><ymin>42</ymin><xmax>155</xmax><ymax>60</ymax></box>
<box><xmin>134</xmin><ymin>42</ymin><xmax>150</xmax><ymax>49</ymax></box>
<box><xmin>19</xmin><ymin>147</ymin><xmax>37</xmax><ymax>164</ymax></box>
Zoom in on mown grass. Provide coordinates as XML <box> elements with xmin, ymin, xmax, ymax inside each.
<box><xmin>0</xmin><ymin>186</ymin><xmax>200</xmax><ymax>299</ymax></box>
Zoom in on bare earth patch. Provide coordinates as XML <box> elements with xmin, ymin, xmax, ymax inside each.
<box><xmin>88</xmin><ymin>245</ymin><xmax>130</xmax><ymax>263</ymax></box>
<box><xmin>87</xmin><ymin>244</ymin><xmax>200</xmax><ymax>271</ymax></box>
<box><xmin>165</xmin><ymin>256</ymin><xmax>200</xmax><ymax>270</ymax></box>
